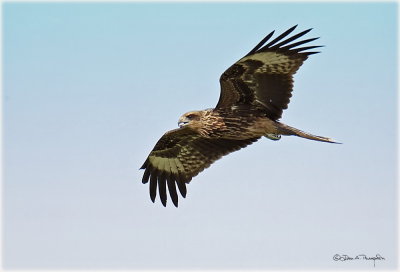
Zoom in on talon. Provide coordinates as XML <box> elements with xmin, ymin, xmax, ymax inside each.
<box><xmin>265</xmin><ymin>134</ymin><xmax>281</xmax><ymax>141</ymax></box>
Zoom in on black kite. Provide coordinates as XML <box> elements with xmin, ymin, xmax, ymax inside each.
<box><xmin>140</xmin><ymin>25</ymin><xmax>337</xmax><ymax>207</ymax></box>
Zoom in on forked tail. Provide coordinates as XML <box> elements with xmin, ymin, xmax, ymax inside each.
<box><xmin>276</xmin><ymin>123</ymin><xmax>340</xmax><ymax>144</ymax></box>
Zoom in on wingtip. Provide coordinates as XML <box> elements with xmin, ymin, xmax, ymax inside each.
<box><xmin>286</xmin><ymin>25</ymin><xmax>298</xmax><ymax>34</ymax></box>
<box><xmin>303</xmin><ymin>28</ymin><xmax>313</xmax><ymax>35</ymax></box>
<box><xmin>306</xmin><ymin>51</ymin><xmax>321</xmax><ymax>56</ymax></box>
<box><xmin>140</xmin><ymin>160</ymin><xmax>147</xmax><ymax>169</ymax></box>
<box><xmin>170</xmin><ymin>193</ymin><xmax>179</xmax><ymax>207</ymax></box>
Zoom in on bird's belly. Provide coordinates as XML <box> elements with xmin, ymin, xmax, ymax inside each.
<box><xmin>216</xmin><ymin>117</ymin><xmax>278</xmax><ymax>140</ymax></box>
<box><xmin>249</xmin><ymin>118</ymin><xmax>278</xmax><ymax>134</ymax></box>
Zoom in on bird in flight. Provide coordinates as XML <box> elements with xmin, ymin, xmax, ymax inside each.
<box><xmin>140</xmin><ymin>25</ymin><xmax>337</xmax><ymax>207</ymax></box>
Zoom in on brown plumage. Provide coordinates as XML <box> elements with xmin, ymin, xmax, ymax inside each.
<box><xmin>140</xmin><ymin>25</ymin><xmax>338</xmax><ymax>207</ymax></box>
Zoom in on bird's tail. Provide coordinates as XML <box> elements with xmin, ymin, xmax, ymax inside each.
<box><xmin>276</xmin><ymin>123</ymin><xmax>340</xmax><ymax>144</ymax></box>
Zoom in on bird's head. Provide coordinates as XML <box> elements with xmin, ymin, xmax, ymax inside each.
<box><xmin>178</xmin><ymin>111</ymin><xmax>202</xmax><ymax>128</ymax></box>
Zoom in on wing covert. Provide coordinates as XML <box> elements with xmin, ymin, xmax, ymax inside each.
<box><xmin>217</xmin><ymin>25</ymin><xmax>322</xmax><ymax>120</ymax></box>
<box><xmin>140</xmin><ymin>127</ymin><xmax>259</xmax><ymax>207</ymax></box>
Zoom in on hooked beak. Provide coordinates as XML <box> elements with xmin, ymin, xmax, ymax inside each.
<box><xmin>178</xmin><ymin>121</ymin><xmax>188</xmax><ymax>128</ymax></box>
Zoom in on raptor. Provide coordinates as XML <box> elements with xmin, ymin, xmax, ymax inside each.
<box><xmin>140</xmin><ymin>25</ymin><xmax>337</xmax><ymax>207</ymax></box>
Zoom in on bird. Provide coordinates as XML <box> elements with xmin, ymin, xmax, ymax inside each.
<box><xmin>140</xmin><ymin>25</ymin><xmax>338</xmax><ymax>207</ymax></box>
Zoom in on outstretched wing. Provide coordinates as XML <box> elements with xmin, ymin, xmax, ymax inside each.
<box><xmin>140</xmin><ymin>127</ymin><xmax>259</xmax><ymax>207</ymax></box>
<box><xmin>217</xmin><ymin>25</ymin><xmax>322</xmax><ymax>120</ymax></box>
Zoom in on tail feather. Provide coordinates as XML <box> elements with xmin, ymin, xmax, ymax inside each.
<box><xmin>276</xmin><ymin>123</ymin><xmax>340</xmax><ymax>144</ymax></box>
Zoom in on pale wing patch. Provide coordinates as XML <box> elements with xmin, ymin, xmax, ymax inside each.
<box><xmin>174</xmin><ymin>158</ymin><xmax>185</xmax><ymax>172</ymax></box>
<box><xmin>148</xmin><ymin>156</ymin><xmax>161</xmax><ymax>170</ymax></box>
<box><xmin>168</xmin><ymin>159</ymin><xmax>179</xmax><ymax>175</ymax></box>
<box><xmin>149</xmin><ymin>156</ymin><xmax>168</xmax><ymax>172</ymax></box>
<box><xmin>159</xmin><ymin>157</ymin><xmax>168</xmax><ymax>173</ymax></box>
<box><xmin>241</xmin><ymin>52</ymin><xmax>299</xmax><ymax>74</ymax></box>
<box><xmin>149</xmin><ymin>155</ymin><xmax>185</xmax><ymax>175</ymax></box>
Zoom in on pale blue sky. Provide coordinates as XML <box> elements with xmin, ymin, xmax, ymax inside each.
<box><xmin>3</xmin><ymin>2</ymin><xmax>398</xmax><ymax>270</ymax></box>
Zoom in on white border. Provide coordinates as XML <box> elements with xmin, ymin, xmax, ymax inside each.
<box><xmin>0</xmin><ymin>1</ymin><xmax>398</xmax><ymax>272</ymax></box>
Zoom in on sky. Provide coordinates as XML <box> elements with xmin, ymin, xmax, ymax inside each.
<box><xmin>2</xmin><ymin>2</ymin><xmax>398</xmax><ymax>270</ymax></box>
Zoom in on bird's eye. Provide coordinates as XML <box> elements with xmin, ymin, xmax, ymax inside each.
<box><xmin>187</xmin><ymin>114</ymin><xmax>195</xmax><ymax>119</ymax></box>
